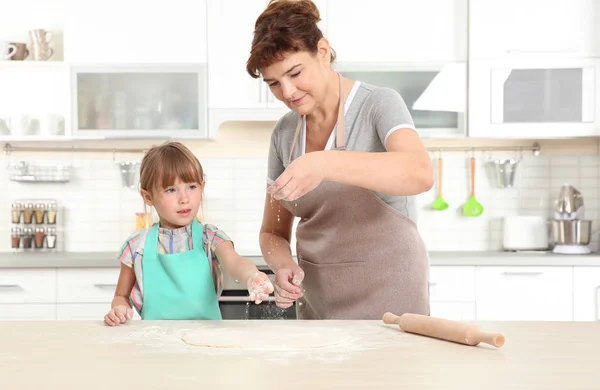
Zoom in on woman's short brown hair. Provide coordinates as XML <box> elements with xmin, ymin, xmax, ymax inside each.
<box><xmin>246</xmin><ymin>0</ymin><xmax>335</xmax><ymax>79</ymax></box>
<box><xmin>139</xmin><ymin>141</ymin><xmax>204</xmax><ymax>195</ymax></box>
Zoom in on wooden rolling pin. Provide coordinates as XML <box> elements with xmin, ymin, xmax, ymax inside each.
<box><xmin>383</xmin><ymin>312</ymin><xmax>505</xmax><ymax>348</ymax></box>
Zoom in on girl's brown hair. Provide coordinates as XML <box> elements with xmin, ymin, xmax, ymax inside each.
<box><xmin>246</xmin><ymin>0</ymin><xmax>335</xmax><ymax>78</ymax></box>
<box><xmin>139</xmin><ymin>141</ymin><xmax>204</xmax><ymax>195</ymax></box>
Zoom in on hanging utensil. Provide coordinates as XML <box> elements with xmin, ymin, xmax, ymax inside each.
<box><xmin>432</xmin><ymin>156</ymin><xmax>449</xmax><ymax>211</ymax></box>
<box><xmin>463</xmin><ymin>156</ymin><xmax>484</xmax><ymax>217</ymax></box>
<box><xmin>117</xmin><ymin>161</ymin><xmax>139</xmax><ymax>189</ymax></box>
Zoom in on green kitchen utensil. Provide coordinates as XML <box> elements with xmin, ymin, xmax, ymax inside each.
<box><xmin>464</xmin><ymin>156</ymin><xmax>484</xmax><ymax>217</ymax></box>
<box><xmin>432</xmin><ymin>157</ymin><xmax>449</xmax><ymax>211</ymax></box>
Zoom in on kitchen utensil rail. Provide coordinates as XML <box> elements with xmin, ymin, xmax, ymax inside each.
<box><xmin>3</xmin><ymin>143</ymin><xmax>148</xmax><ymax>155</ymax></box>
<box><xmin>427</xmin><ymin>142</ymin><xmax>541</xmax><ymax>156</ymax></box>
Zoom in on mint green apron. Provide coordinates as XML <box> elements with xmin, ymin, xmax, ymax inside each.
<box><xmin>140</xmin><ymin>220</ymin><xmax>222</xmax><ymax>320</ymax></box>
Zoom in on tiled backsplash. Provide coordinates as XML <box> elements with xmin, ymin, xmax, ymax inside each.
<box><xmin>2</xmin><ymin>151</ymin><xmax>599</xmax><ymax>256</ymax></box>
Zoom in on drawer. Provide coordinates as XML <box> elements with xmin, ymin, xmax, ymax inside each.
<box><xmin>57</xmin><ymin>304</ymin><xmax>141</xmax><ymax>321</ymax></box>
<box><xmin>430</xmin><ymin>302</ymin><xmax>476</xmax><ymax>321</ymax></box>
<box><xmin>476</xmin><ymin>266</ymin><xmax>573</xmax><ymax>321</ymax></box>
<box><xmin>57</xmin><ymin>268</ymin><xmax>120</xmax><ymax>303</ymax></box>
<box><xmin>0</xmin><ymin>269</ymin><xmax>56</xmax><ymax>304</ymax></box>
<box><xmin>429</xmin><ymin>266</ymin><xmax>476</xmax><ymax>302</ymax></box>
<box><xmin>0</xmin><ymin>304</ymin><xmax>56</xmax><ymax>320</ymax></box>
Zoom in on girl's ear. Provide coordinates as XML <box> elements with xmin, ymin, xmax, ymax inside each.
<box><xmin>140</xmin><ymin>189</ymin><xmax>154</xmax><ymax>206</ymax></box>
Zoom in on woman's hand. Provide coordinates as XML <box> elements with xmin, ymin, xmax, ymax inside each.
<box><xmin>104</xmin><ymin>305</ymin><xmax>133</xmax><ymax>326</ymax></box>
<box><xmin>268</xmin><ymin>152</ymin><xmax>327</xmax><ymax>201</ymax></box>
<box><xmin>247</xmin><ymin>272</ymin><xmax>275</xmax><ymax>304</ymax></box>
<box><xmin>273</xmin><ymin>265</ymin><xmax>305</xmax><ymax>309</ymax></box>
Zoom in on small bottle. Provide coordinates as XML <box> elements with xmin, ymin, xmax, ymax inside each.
<box><xmin>34</xmin><ymin>203</ymin><xmax>46</xmax><ymax>224</ymax></box>
<box><xmin>46</xmin><ymin>227</ymin><xmax>57</xmax><ymax>249</ymax></box>
<box><xmin>23</xmin><ymin>203</ymin><xmax>34</xmax><ymax>224</ymax></box>
<box><xmin>11</xmin><ymin>203</ymin><xmax>22</xmax><ymax>224</ymax></box>
<box><xmin>46</xmin><ymin>203</ymin><xmax>57</xmax><ymax>224</ymax></box>
<box><xmin>34</xmin><ymin>227</ymin><xmax>45</xmax><ymax>249</ymax></box>
<box><xmin>22</xmin><ymin>227</ymin><xmax>33</xmax><ymax>249</ymax></box>
<box><xmin>11</xmin><ymin>228</ymin><xmax>21</xmax><ymax>249</ymax></box>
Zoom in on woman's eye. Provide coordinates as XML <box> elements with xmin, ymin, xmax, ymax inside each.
<box><xmin>268</xmin><ymin>81</ymin><xmax>279</xmax><ymax>87</ymax></box>
<box><xmin>290</xmin><ymin>71</ymin><xmax>301</xmax><ymax>78</ymax></box>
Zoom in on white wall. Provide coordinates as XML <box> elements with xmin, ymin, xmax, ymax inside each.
<box><xmin>2</xmin><ymin>122</ymin><xmax>599</xmax><ymax>255</ymax></box>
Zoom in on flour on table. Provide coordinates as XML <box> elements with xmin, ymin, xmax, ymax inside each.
<box><xmin>181</xmin><ymin>326</ymin><xmax>345</xmax><ymax>349</ymax></box>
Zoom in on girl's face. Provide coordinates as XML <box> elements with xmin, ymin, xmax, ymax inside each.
<box><xmin>143</xmin><ymin>177</ymin><xmax>203</xmax><ymax>229</ymax></box>
<box><xmin>260</xmin><ymin>39</ymin><xmax>333</xmax><ymax>116</ymax></box>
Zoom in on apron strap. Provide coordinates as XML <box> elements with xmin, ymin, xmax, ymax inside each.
<box><xmin>288</xmin><ymin>72</ymin><xmax>346</xmax><ymax>163</ymax></box>
<box><xmin>191</xmin><ymin>219</ymin><xmax>204</xmax><ymax>252</ymax></box>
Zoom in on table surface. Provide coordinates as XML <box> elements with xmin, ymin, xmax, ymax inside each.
<box><xmin>1</xmin><ymin>319</ymin><xmax>598</xmax><ymax>389</ymax></box>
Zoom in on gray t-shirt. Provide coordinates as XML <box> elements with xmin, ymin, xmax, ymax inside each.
<box><xmin>267</xmin><ymin>81</ymin><xmax>419</xmax><ymax>223</ymax></box>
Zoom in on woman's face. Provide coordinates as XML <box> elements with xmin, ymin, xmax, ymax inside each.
<box><xmin>260</xmin><ymin>40</ymin><xmax>332</xmax><ymax>116</ymax></box>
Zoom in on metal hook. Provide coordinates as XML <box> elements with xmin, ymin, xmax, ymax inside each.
<box><xmin>112</xmin><ymin>149</ymin><xmax>116</xmax><ymax>162</ymax></box>
<box><xmin>471</xmin><ymin>147</ymin><xmax>475</xmax><ymax>159</ymax></box>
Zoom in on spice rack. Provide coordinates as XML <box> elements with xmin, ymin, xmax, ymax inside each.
<box><xmin>10</xmin><ymin>199</ymin><xmax>64</xmax><ymax>252</ymax></box>
<box><xmin>7</xmin><ymin>161</ymin><xmax>71</xmax><ymax>183</ymax></box>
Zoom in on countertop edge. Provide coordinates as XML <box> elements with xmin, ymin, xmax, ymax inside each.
<box><xmin>1</xmin><ymin>251</ymin><xmax>600</xmax><ymax>268</ymax></box>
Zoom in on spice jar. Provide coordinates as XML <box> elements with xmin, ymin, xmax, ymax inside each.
<box><xmin>11</xmin><ymin>228</ymin><xmax>21</xmax><ymax>249</ymax></box>
<box><xmin>34</xmin><ymin>227</ymin><xmax>45</xmax><ymax>249</ymax></box>
<box><xmin>46</xmin><ymin>227</ymin><xmax>57</xmax><ymax>249</ymax></box>
<box><xmin>23</xmin><ymin>203</ymin><xmax>34</xmax><ymax>224</ymax></box>
<box><xmin>34</xmin><ymin>203</ymin><xmax>46</xmax><ymax>224</ymax></box>
<box><xmin>11</xmin><ymin>203</ymin><xmax>22</xmax><ymax>224</ymax></box>
<box><xmin>22</xmin><ymin>227</ymin><xmax>33</xmax><ymax>249</ymax></box>
<box><xmin>46</xmin><ymin>203</ymin><xmax>57</xmax><ymax>224</ymax></box>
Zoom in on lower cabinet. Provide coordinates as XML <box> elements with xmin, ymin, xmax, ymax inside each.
<box><xmin>0</xmin><ymin>304</ymin><xmax>56</xmax><ymax>320</ymax></box>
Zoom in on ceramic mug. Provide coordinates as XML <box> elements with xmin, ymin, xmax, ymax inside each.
<box><xmin>10</xmin><ymin>43</ymin><xmax>29</xmax><ymax>61</ymax></box>
<box><xmin>0</xmin><ymin>41</ymin><xmax>17</xmax><ymax>60</ymax></box>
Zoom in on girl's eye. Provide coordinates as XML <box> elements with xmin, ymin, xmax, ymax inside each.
<box><xmin>165</xmin><ymin>188</ymin><xmax>175</xmax><ymax>193</ymax></box>
<box><xmin>189</xmin><ymin>184</ymin><xmax>197</xmax><ymax>190</ymax></box>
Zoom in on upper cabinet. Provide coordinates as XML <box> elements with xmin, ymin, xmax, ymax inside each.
<box><xmin>65</xmin><ymin>0</ymin><xmax>207</xmax><ymax>63</ymax></box>
<box><xmin>327</xmin><ymin>0</ymin><xmax>468</xmax><ymax>63</ymax></box>
<box><xmin>469</xmin><ymin>0</ymin><xmax>600</xmax><ymax>60</ymax></box>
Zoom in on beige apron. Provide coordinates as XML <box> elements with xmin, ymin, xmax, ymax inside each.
<box><xmin>279</xmin><ymin>73</ymin><xmax>430</xmax><ymax>320</ymax></box>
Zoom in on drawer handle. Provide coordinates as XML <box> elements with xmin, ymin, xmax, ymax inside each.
<box><xmin>429</xmin><ymin>282</ymin><xmax>438</xmax><ymax>287</ymax></box>
<box><xmin>219</xmin><ymin>296</ymin><xmax>277</xmax><ymax>303</ymax></box>
<box><xmin>501</xmin><ymin>272</ymin><xmax>543</xmax><ymax>276</ymax></box>
<box><xmin>94</xmin><ymin>284</ymin><xmax>117</xmax><ymax>289</ymax></box>
<box><xmin>0</xmin><ymin>284</ymin><xmax>21</xmax><ymax>290</ymax></box>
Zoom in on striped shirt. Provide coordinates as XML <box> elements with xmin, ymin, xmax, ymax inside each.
<box><xmin>117</xmin><ymin>223</ymin><xmax>232</xmax><ymax>313</ymax></box>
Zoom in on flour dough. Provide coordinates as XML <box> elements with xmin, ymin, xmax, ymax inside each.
<box><xmin>181</xmin><ymin>326</ymin><xmax>345</xmax><ymax>349</ymax></box>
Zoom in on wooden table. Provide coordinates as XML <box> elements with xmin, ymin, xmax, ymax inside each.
<box><xmin>0</xmin><ymin>320</ymin><xmax>598</xmax><ymax>389</ymax></box>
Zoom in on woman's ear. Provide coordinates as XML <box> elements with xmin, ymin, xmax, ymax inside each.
<box><xmin>317</xmin><ymin>37</ymin><xmax>332</xmax><ymax>64</ymax></box>
<box><xmin>140</xmin><ymin>189</ymin><xmax>154</xmax><ymax>206</ymax></box>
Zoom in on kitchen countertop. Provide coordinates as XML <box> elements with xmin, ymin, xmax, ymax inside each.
<box><xmin>0</xmin><ymin>319</ymin><xmax>597</xmax><ymax>389</ymax></box>
<box><xmin>1</xmin><ymin>250</ymin><xmax>600</xmax><ymax>268</ymax></box>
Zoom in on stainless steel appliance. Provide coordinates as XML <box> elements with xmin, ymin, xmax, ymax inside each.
<box><xmin>219</xmin><ymin>265</ymin><xmax>296</xmax><ymax>320</ymax></box>
<box><xmin>552</xmin><ymin>184</ymin><xmax>592</xmax><ymax>254</ymax></box>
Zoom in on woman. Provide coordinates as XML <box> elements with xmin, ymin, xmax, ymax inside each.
<box><xmin>247</xmin><ymin>0</ymin><xmax>433</xmax><ymax>320</ymax></box>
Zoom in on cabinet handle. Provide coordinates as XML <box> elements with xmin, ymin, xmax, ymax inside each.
<box><xmin>429</xmin><ymin>282</ymin><xmax>438</xmax><ymax>287</ymax></box>
<box><xmin>94</xmin><ymin>284</ymin><xmax>117</xmax><ymax>289</ymax></box>
<box><xmin>501</xmin><ymin>272</ymin><xmax>543</xmax><ymax>276</ymax></box>
<box><xmin>0</xmin><ymin>284</ymin><xmax>21</xmax><ymax>290</ymax></box>
<box><xmin>595</xmin><ymin>286</ymin><xmax>600</xmax><ymax>322</ymax></box>
<box><xmin>505</xmin><ymin>48</ymin><xmax>577</xmax><ymax>54</ymax></box>
<box><xmin>219</xmin><ymin>296</ymin><xmax>277</xmax><ymax>303</ymax></box>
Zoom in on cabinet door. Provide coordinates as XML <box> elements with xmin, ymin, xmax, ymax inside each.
<box><xmin>0</xmin><ymin>304</ymin><xmax>56</xmax><ymax>320</ymax></box>
<box><xmin>573</xmin><ymin>267</ymin><xmax>600</xmax><ymax>321</ymax></box>
<box><xmin>66</xmin><ymin>0</ymin><xmax>207</xmax><ymax>63</ymax></box>
<box><xmin>327</xmin><ymin>0</ymin><xmax>467</xmax><ymax>63</ymax></box>
<box><xmin>0</xmin><ymin>269</ymin><xmax>56</xmax><ymax>304</ymax></box>
<box><xmin>207</xmin><ymin>0</ymin><xmax>267</xmax><ymax>109</ymax></box>
<box><xmin>476</xmin><ymin>267</ymin><xmax>573</xmax><ymax>321</ymax></box>
<box><xmin>430</xmin><ymin>302</ymin><xmax>476</xmax><ymax>321</ymax></box>
<box><xmin>469</xmin><ymin>0</ymin><xmax>600</xmax><ymax>59</ymax></box>
<box><xmin>56</xmin><ymin>303</ymin><xmax>139</xmax><ymax>321</ymax></box>
<box><xmin>56</xmin><ymin>268</ymin><xmax>119</xmax><ymax>303</ymax></box>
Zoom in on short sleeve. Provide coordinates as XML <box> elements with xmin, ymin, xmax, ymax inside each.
<box><xmin>371</xmin><ymin>88</ymin><xmax>417</xmax><ymax>150</ymax></box>
<box><xmin>203</xmin><ymin>224</ymin><xmax>233</xmax><ymax>256</ymax></box>
<box><xmin>267</xmin><ymin>126</ymin><xmax>284</xmax><ymax>185</ymax></box>
<box><xmin>116</xmin><ymin>231</ymin><xmax>144</xmax><ymax>268</ymax></box>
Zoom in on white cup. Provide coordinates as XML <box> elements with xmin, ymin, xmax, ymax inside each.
<box><xmin>0</xmin><ymin>41</ymin><xmax>17</xmax><ymax>60</ymax></box>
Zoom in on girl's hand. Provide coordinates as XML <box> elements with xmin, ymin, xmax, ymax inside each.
<box><xmin>104</xmin><ymin>305</ymin><xmax>133</xmax><ymax>326</ymax></box>
<box><xmin>268</xmin><ymin>152</ymin><xmax>327</xmax><ymax>201</ymax></box>
<box><xmin>246</xmin><ymin>272</ymin><xmax>275</xmax><ymax>304</ymax></box>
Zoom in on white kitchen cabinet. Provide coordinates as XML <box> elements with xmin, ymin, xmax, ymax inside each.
<box><xmin>56</xmin><ymin>268</ymin><xmax>119</xmax><ymax>303</ymax></box>
<box><xmin>65</xmin><ymin>0</ymin><xmax>207</xmax><ymax>63</ymax></box>
<box><xmin>71</xmin><ymin>64</ymin><xmax>208</xmax><ymax>138</ymax></box>
<box><xmin>327</xmin><ymin>0</ymin><xmax>467</xmax><ymax>63</ymax></box>
<box><xmin>476</xmin><ymin>267</ymin><xmax>573</xmax><ymax>321</ymax></box>
<box><xmin>57</xmin><ymin>304</ymin><xmax>141</xmax><ymax>321</ymax></box>
<box><xmin>429</xmin><ymin>266</ymin><xmax>475</xmax><ymax>302</ymax></box>
<box><xmin>573</xmin><ymin>267</ymin><xmax>600</xmax><ymax>321</ymax></box>
<box><xmin>430</xmin><ymin>302</ymin><xmax>476</xmax><ymax>321</ymax></box>
<box><xmin>0</xmin><ymin>304</ymin><xmax>56</xmax><ymax>321</ymax></box>
<box><xmin>469</xmin><ymin>0</ymin><xmax>600</xmax><ymax>60</ymax></box>
<box><xmin>0</xmin><ymin>269</ymin><xmax>56</xmax><ymax>304</ymax></box>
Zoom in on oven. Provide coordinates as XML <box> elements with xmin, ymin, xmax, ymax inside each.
<box><xmin>218</xmin><ymin>266</ymin><xmax>297</xmax><ymax>320</ymax></box>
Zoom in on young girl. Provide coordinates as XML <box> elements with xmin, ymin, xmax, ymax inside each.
<box><xmin>104</xmin><ymin>141</ymin><xmax>274</xmax><ymax>326</ymax></box>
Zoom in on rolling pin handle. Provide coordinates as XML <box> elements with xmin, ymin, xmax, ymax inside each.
<box><xmin>382</xmin><ymin>312</ymin><xmax>402</xmax><ymax>325</ymax></box>
<box><xmin>467</xmin><ymin>330</ymin><xmax>506</xmax><ymax>348</ymax></box>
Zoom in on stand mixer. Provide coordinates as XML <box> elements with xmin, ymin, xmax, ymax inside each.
<box><xmin>551</xmin><ymin>184</ymin><xmax>592</xmax><ymax>254</ymax></box>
